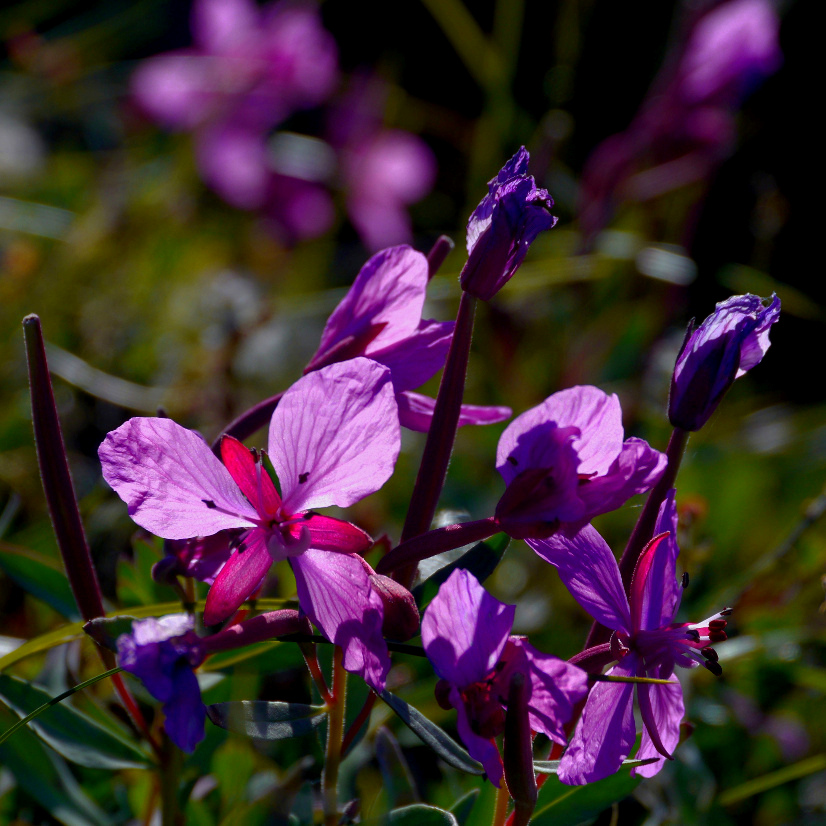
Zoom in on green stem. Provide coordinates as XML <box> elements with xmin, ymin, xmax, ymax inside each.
<box><xmin>492</xmin><ymin>781</ymin><xmax>511</xmax><ymax>826</ymax></box>
<box><xmin>322</xmin><ymin>647</ymin><xmax>347</xmax><ymax>826</ymax></box>
<box><xmin>160</xmin><ymin>739</ymin><xmax>184</xmax><ymax>826</ymax></box>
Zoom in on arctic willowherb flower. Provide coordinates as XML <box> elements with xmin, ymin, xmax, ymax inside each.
<box><xmin>305</xmin><ymin>245</ymin><xmax>511</xmax><ymax>432</ymax></box>
<box><xmin>531</xmin><ymin>491</ymin><xmax>730</xmax><ymax>784</ymax></box>
<box><xmin>117</xmin><ymin>615</ymin><xmax>207</xmax><ymax>753</ymax></box>
<box><xmin>496</xmin><ymin>385</ymin><xmax>666</xmax><ymax>539</ymax></box>
<box><xmin>669</xmin><ymin>293</ymin><xmax>780</xmax><ymax>431</ymax></box>
<box><xmin>101</xmin><ymin>358</ymin><xmax>400</xmax><ymax>690</ymax></box>
<box><xmin>459</xmin><ymin>147</ymin><xmax>557</xmax><ymax>301</ymax></box>
<box><xmin>421</xmin><ymin>569</ymin><xmax>589</xmax><ymax>786</ymax></box>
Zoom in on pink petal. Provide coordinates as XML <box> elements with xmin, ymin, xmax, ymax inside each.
<box><xmin>421</xmin><ymin>569</ymin><xmax>514</xmax><ymax>688</ymax></box>
<box><xmin>203</xmin><ymin>530</ymin><xmax>271</xmax><ymax>624</ymax></box>
<box><xmin>375</xmin><ymin>320</ymin><xmax>454</xmax><ymax>393</ymax></box>
<box><xmin>269</xmin><ymin>358</ymin><xmax>400</xmax><ymax>513</ymax></box>
<box><xmin>290</xmin><ymin>549</ymin><xmax>389</xmax><ymax>690</ymax></box>
<box><xmin>528</xmin><ymin>525</ymin><xmax>630</xmax><ymax>633</ymax></box>
<box><xmin>99</xmin><ymin>417</ymin><xmax>258</xmax><ymax>540</ymax></box>
<box><xmin>633</xmin><ymin>676</ymin><xmax>685</xmax><ymax>778</ymax></box>
<box><xmin>296</xmin><ymin>514</ymin><xmax>373</xmax><ymax>554</ymax></box>
<box><xmin>220</xmin><ymin>435</ymin><xmax>281</xmax><ymax>518</ymax></box>
<box><xmin>558</xmin><ymin>654</ymin><xmax>639</xmax><ymax>785</ymax></box>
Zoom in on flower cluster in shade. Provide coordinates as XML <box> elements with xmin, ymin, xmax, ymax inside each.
<box><xmin>669</xmin><ymin>293</ymin><xmax>780</xmax><ymax>431</ymax></box>
<box><xmin>132</xmin><ymin>0</ymin><xmax>435</xmax><ymax>247</ymax></box>
<box><xmin>101</xmin><ymin>358</ymin><xmax>403</xmax><ymax>692</ymax></box>
<box><xmin>578</xmin><ymin>0</ymin><xmax>782</xmax><ymax>243</ymax></box>
<box><xmin>422</xmin><ymin>569</ymin><xmax>589</xmax><ymax>786</ymax></box>
<box><xmin>530</xmin><ymin>491</ymin><xmax>729</xmax><ymax>784</ymax></box>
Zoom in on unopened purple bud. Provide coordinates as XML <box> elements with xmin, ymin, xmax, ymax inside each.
<box><xmin>369</xmin><ymin>574</ymin><xmax>420</xmax><ymax>641</ymax></box>
<box><xmin>460</xmin><ymin>147</ymin><xmax>557</xmax><ymax>301</ymax></box>
<box><xmin>668</xmin><ymin>293</ymin><xmax>780</xmax><ymax>431</ymax></box>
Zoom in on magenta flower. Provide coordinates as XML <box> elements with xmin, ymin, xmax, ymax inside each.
<box><xmin>117</xmin><ymin>615</ymin><xmax>206</xmax><ymax>753</ymax></box>
<box><xmin>496</xmin><ymin>385</ymin><xmax>666</xmax><ymax>539</ymax></box>
<box><xmin>100</xmin><ymin>358</ymin><xmax>400</xmax><ymax>689</ymax></box>
<box><xmin>459</xmin><ymin>147</ymin><xmax>557</xmax><ymax>301</ymax></box>
<box><xmin>669</xmin><ymin>293</ymin><xmax>780</xmax><ymax>431</ymax></box>
<box><xmin>421</xmin><ymin>569</ymin><xmax>589</xmax><ymax>786</ymax></box>
<box><xmin>530</xmin><ymin>492</ymin><xmax>729</xmax><ymax>784</ymax></box>
<box><xmin>305</xmin><ymin>245</ymin><xmax>511</xmax><ymax>432</ymax></box>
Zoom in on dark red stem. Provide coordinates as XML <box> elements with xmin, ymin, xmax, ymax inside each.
<box><xmin>427</xmin><ymin>234</ymin><xmax>455</xmax><ymax>279</ymax></box>
<box><xmin>503</xmin><ymin>672</ymin><xmax>537</xmax><ymax>826</ymax></box>
<box><xmin>212</xmin><ymin>391</ymin><xmax>285</xmax><ymax>454</ymax></box>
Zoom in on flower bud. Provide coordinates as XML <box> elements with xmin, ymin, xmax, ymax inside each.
<box><xmin>369</xmin><ymin>573</ymin><xmax>420</xmax><ymax>641</ymax></box>
<box><xmin>668</xmin><ymin>293</ymin><xmax>780</xmax><ymax>431</ymax></box>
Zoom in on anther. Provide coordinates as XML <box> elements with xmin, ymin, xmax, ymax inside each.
<box><xmin>701</xmin><ymin>647</ymin><xmax>718</xmax><ymax>662</ymax></box>
<box><xmin>298</xmin><ymin>472</ymin><xmax>309</xmax><ymax>484</ymax></box>
<box><xmin>719</xmin><ymin>607</ymin><xmax>733</xmax><ymax>616</ymax></box>
<box><xmin>709</xmin><ymin>619</ymin><xmax>727</xmax><ymax>631</ymax></box>
<box><xmin>682</xmin><ymin>572</ymin><xmax>689</xmax><ymax>589</ymax></box>
<box><xmin>686</xmin><ymin>629</ymin><xmax>701</xmax><ymax>641</ymax></box>
<box><xmin>703</xmin><ymin>659</ymin><xmax>723</xmax><ymax>677</ymax></box>
<box><xmin>709</xmin><ymin>630</ymin><xmax>727</xmax><ymax>643</ymax></box>
<box><xmin>202</xmin><ymin>499</ymin><xmax>217</xmax><ymax>509</ymax></box>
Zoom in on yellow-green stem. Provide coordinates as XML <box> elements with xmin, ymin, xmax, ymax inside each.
<box><xmin>322</xmin><ymin>646</ymin><xmax>346</xmax><ymax>826</ymax></box>
<box><xmin>492</xmin><ymin>782</ymin><xmax>511</xmax><ymax>826</ymax></box>
<box><xmin>160</xmin><ymin>739</ymin><xmax>184</xmax><ymax>826</ymax></box>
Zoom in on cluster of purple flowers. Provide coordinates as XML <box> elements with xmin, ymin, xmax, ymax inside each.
<box><xmin>132</xmin><ymin>0</ymin><xmax>435</xmax><ymax>247</ymax></box>
<box><xmin>99</xmin><ymin>147</ymin><xmax>779</xmax><ymax>810</ymax></box>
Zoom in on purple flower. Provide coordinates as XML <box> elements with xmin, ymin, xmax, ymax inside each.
<box><xmin>117</xmin><ymin>615</ymin><xmax>206</xmax><ymax>753</ymax></box>
<box><xmin>459</xmin><ymin>147</ymin><xmax>557</xmax><ymax>301</ymax></box>
<box><xmin>100</xmin><ymin>358</ymin><xmax>400</xmax><ymax>690</ymax></box>
<box><xmin>495</xmin><ymin>386</ymin><xmax>666</xmax><ymax>539</ymax></box>
<box><xmin>530</xmin><ymin>492</ymin><xmax>729</xmax><ymax>783</ymax></box>
<box><xmin>669</xmin><ymin>293</ymin><xmax>780</xmax><ymax>431</ymax></box>
<box><xmin>421</xmin><ymin>569</ymin><xmax>589</xmax><ymax>786</ymax></box>
<box><xmin>305</xmin><ymin>245</ymin><xmax>511</xmax><ymax>432</ymax></box>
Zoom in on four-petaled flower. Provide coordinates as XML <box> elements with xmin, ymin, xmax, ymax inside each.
<box><xmin>496</xmin><ymin>385</ymin><xmax>666</xmax><ymax>539</ymax></box>
<box><xmin>530</xmin><ymin>491</ymin><xmax>729</xmax><ymax>784</ymax></box>
<box><xmin>460</xmin><ymin>147</ymin><xmax>557</xmax><ymax>301</ymax></box>
<box><xmin>669</xmin><ymin>293</ymin><xmax>780</xmax><ymax>431</ymax></box>
<box><xmin>101</xmin><ymin>358</ymin><xmax>400</xmax><ymax>690</ymax></box>
<box><xmin>422</xmin><ymin>568</ymin><xmax>589</xmax><ymax>786</ymax></box>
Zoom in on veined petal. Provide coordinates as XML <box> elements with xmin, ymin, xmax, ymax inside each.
<box><xmin>291</xmin><ymin>549</ymin><xmax>390</xmax><ymax>691</ymax></box>
<box><xmin>396</xmin><ymin>391</ymin><xmax>511</xmax><ymax>433</ymax></box>
<box><xmin>270</xmin><ymin>358</ymin><xmax>400</xmax><ymax>513</ymax></box>
<box><xmin>528</xmin><ymin>526</ymin><xmax>631</xmax><ymax>633</ymax></box>
<box><xmin>311</xmin><ymin>246</ymin><xmax>429</xmax><ymax>364</ymax></box>
<box><xmin>421</xmin><ymin>569</ymin><xmax>515</xmax><ymax>687</ymax></box>
<box><xmin>558</xmin><ymin>654</ymin><xmax>639</xmax><ymax>785</ymax></box>
<box><xmin>99</xmin><ymin>417</ymin><xmax>258</xmax><ymax>540</ymax></box>
<box><xmin>374</xmin><ymin>320</ymin><xmax>454</xmax><ymax>392</ymax></box>
<box><xmin>507</xmin><ymin>638</ymin><xmax>589</xmax><ymax>744</ymax></box>
<box><xmin>162</xmin><ymin>664</ymin><xmax>206</xmax><ymax>753</ymax></box>
<box><xmin>450</xmin><ymin>685</ymin><xmax>504</xmax><ymax>786</ymax></box>
<box><xmin>203</xmin><ymin>530</ymin><xmax>271</xmax><ymax>625</ymax></box>
<box><xmin>294</xmin><ymin>513</ymin><xmax>372</xmax><ymax>554</ymax></box>
<box><xmin>633</xmin><ymin>671</ymin><xmax>684</xmax><ymax>778</ymax></box>
<box><xmin>220</xmin><ymin>435</ymin><xmax>281</xmax><ymax>517</ymax></box>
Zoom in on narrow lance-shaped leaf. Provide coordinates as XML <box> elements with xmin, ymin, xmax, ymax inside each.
<box><xmin>206</xmin><ymin>701</ymin><xmax>327</xmax><ymax>740</ymax></box>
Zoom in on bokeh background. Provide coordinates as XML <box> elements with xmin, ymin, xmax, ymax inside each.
<box><xmin>1</xmin><ymin>0</ymin><xmax>823</xmax><ymax>823</ymax></box>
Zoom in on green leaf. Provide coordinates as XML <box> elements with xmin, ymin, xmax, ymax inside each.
<box><xmin>533</xmin><ymin>757</ymin><xmax>658</xmax><ymax>774</ymax></box>
<box><xmin>530</xmin><ymin>769</ymin><xmax>640</xmax><ymax>826</ymax></box>
<box><xmin>0</xmin><ymin>540</ymin><xmax>79</xmax><ymax>620</ymax></box>
<box><xmin>449</xmin><ymin>789</ymin><xmax>480</xmax><ymax>825</ymax></box>
<box><xmin>0</xmin><ymin>707</ymin><xmax>112</xmax><ymax>826</ymax></box>
<box><xmin>462</xmin><ymin>781</ymin><xmax>499</xmax><ymax>826</ymax></box>
<box><xmin>83</xmin><ymin>615</ymin><xmax>138</xmax><ymax>652</ymax></box>
<box><xmin>413</xmin><ymin>533</ymin><xmax>510</xmax><ymax>607</ymax></box>
<box><xmin>0</xmin><ymin>672</ymin><xmax>151</xmax><ymax>769</ymax></box>
<box><xmin>206</xmin><ymin>701</ymin><xmax>326</xmax><ymax>740</ymax></box>
<box><xmin>377</xmin><ymin>689</ymin><xmax>484</xmax><ymax>776</ymax></box>
<box><xmin>384</xmin><ymin>804</ymin><xmax>459</xmax><ymax>825</ymax></box>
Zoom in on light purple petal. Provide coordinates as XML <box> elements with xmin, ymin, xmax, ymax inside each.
<box><xmin>735</xmin><ymin>293</ymin><xmax>781</xmax><ymax>376</ymax></box>
<box><xmin>633</xmin><ymin>676</ymin><xmax>685</xmax><ymax>778</ymax></box>
<box><xmin>421</xmin><ymin>569</ymin><xmax>514</xmax><ymax>688</ymax></box>
<box><xmin>507</xmin><ymin>638</ymin><xmax>589</xmax><ymax>744</ymax></box>
<box><xmin>450</xmin><ymin>684</ymin><xmax>504</xmax><ymax>786</ymax></box>
<box><xmin>576</xmin><ymin>437</ymin><xmax>667</xmax><ymax>520</ymax></box>
<box><xmin>396</xmin><ymin>391</ymin><xmax>511</xmax><ymax>433</ymax></box>
<box><xmin>131</xmin><ymin>52</ymin><xmax>217</xmax><ymax>130</ymax></box>
<box><xmin>311</xmin><ymin>246</ymin><xmax>429</xmax><ymax>365</ymax></box>
<box><xmin>99</xmin><ymin>417</ymin><xmax>258</xmax><ymax>540</ymax></box>
<box><xmin>291</xmin><ymin>549</ymin><xmax>389</xmax><ymax>691</ymax></box>
<box><xmin>528</xmin><ymin>526</ymin><xmax>631</xmax><ymax>632</ymax></box>
<box><xmin>196</xmin><ymin>123</ymin><xmax>270</xmax><ymax>209</ymax></box>
<box><xmin>374</xmin><ymin>320</ymin><xmax>454</xmax><ymax>392</ymax></box>
<box><xmin>270</xmin><ymin>358</ymin><xmax>400</xmax><ymax>513</ymax></box>
<box><xmin>191</xmin><ymin>0</ymin><xmax>258</xmax><ymax>53</ymax></box>
<box><xmin>203</xmin><ymin>530</ymin><xmax>271</xmax><ymax>625</ymax></box>
<box><xmin>636</xmin><ymin>489</ymin><xmax>682</xmax><ymax>630</ymax></box>
<box><xmin>558</xmin><ymin>654</ymin><xmax>640</xmax><ymax>785</ymax></box>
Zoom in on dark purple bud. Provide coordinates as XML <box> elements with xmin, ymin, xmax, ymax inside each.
<box><xmin>434</xmin><ymin>679</ymin><xmax>453</xmax><ymax>711</ymax></box>
<box><xmin>503</xmin><ymin>671</ymin><xmax>537</xmax><ymax>826</ymax></box>
<box><xmin>369</xmin><ymin>574</ymin><xmax>420</xmax><ymax>641</ymax></box>
<box><xmin>459</xmin><ymin>147</ymin><xmax>557</xmax><ymax>301</ymax></box>
<box><xmin>668</xmin><ymin>293</ymin><xmax>780</xmax><ymax>431</ymax></box>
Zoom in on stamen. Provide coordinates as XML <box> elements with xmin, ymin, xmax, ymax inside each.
<box><xmin>703</xmin><ymin>659</ymin><xmax>723</xmax><ymax>677</ymax></box>
<box><xmin>701</xmin><ymin>647</ymin><xmax>718</xmax><ymax>662</ymax></box>
<box><xmin>202</xmin><ymin>499</ymin><xmax>217</xmax><ymax>509</ymax></box>
<box><xmin>681</xmin><ymin>572</ymin><xmax>689</xmax><ymax>589</ymax></box>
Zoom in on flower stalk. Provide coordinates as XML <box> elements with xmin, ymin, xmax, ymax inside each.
<box><xmin>322</xmin><ymin>646</ymin><xmax>347</xmax><ymax>826</ymax></box>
